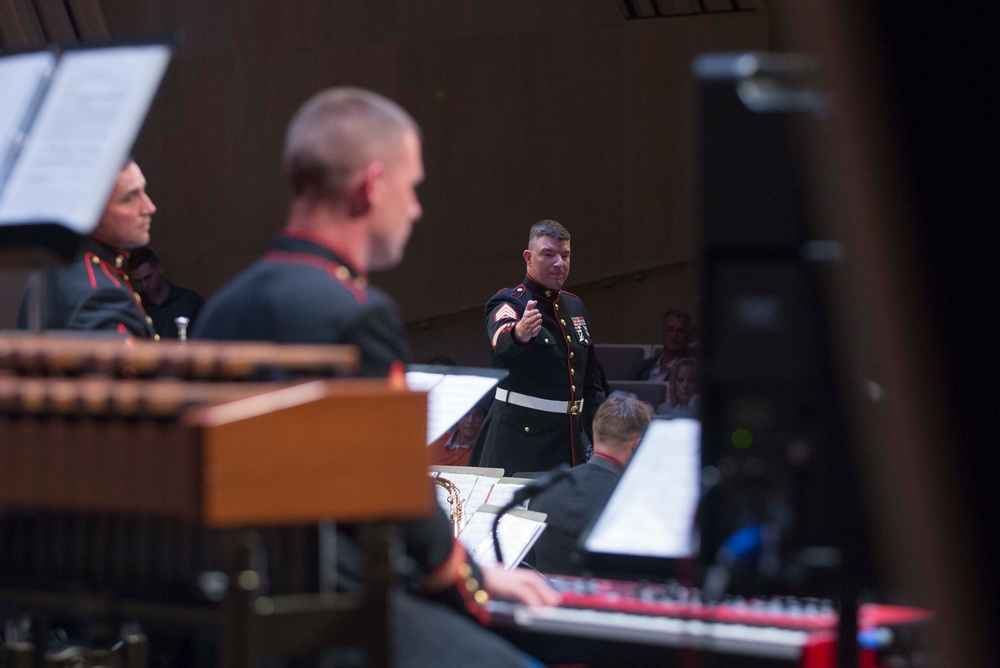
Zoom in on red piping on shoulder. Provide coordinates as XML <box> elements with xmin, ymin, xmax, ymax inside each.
<box><xmin>99</xmin><ymin>262</ymin><xmax>121</xmax><ymax>288</ymax></box>
<box><xmin>84</xmin><ymin>253</ymin><xmax>98</xmax><ymax>289</ymax></box>
<box><xmin>264</xmin><ymin>250</ymin><xmax>368</xmax><ymax>305</ymax></box>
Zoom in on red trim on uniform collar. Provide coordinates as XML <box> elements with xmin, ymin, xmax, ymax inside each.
<box><xmin>593</xmin><ymin>452</ymin><xmax>626</xmax><ymax>469</ymax></box>
<box><xmin>282</xmin><ymin>227</ymin><xmax>367</xmax><ymax>278</ymax></box>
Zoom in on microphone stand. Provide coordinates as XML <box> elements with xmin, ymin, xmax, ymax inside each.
<box><xmin>492</xmin><ymin>464</ymin><xmax>573</xmax><ymax>565</ymax></box>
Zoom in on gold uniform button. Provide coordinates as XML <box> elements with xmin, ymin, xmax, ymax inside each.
<box><xmin>356</xmin><ymin>276</ymin><xmax>368</xmax><ymax>287</ymax></box>
<box><xmin>458</xmin><ymin>563</ymin><xmax>473</xmax><ymax>578</ymax></box>
<box><xmin>91</xmin><ymin>256</ymin><xmax>100</xmax><ymax>265</ymax></box>
<box><xmin>571</xmin><ymin>368</ymin><xmax>575</xmax><ymax>375</ymax></box>
<box><xmin>146</xmin><ymin>316</ymin><xmax>153</xmax><ymax>324</ymax></box>
<box><xmin>566</xmin><ymin>335</ymin><xmax>571</xmax><ymax>341</ymax></box>
<box><xmin>571</xmin><ymin>385</ymin><xmax>576</xmax><ymax>392</ymax></box>
<box><xmin>466</xmin><ymin>578</ymin><xmax>479</xmax><ymax>591</ymax></box>
<box><xmin>545</xmin><ymin>290</ymin><xmax>552</xmax><ymax>297</ymax></box>
<box><xmin>570</xmin><ymin>352</ymin><xmax>575</xmax><ymax>358</ymax></box>
<box><xmin>474</xmin><ymin>590</ymin><xmax>489</xmax><ymax>604</ymax></box>
<box><xmin>115</xmin><ymin>256</ymin><xmax>124</xmax><ymax>268</ymax></box>
<box><xmin>560</xmin><ymin>319</ymin><xmax>566</xmax><ymax>325</ymax></box>
<box><xmin>544</xmin><ymin>338</ymin><xmax>549</xmax><ymax>344</ymax></box>
<box><xmin>554</xmin><ymin>304</ymin><xmax>560</xmax><ymax>310</ymax></box>
<box><xmin>153</xmin><ymin>334</ymin><xmax>160</xmax><ymax>341</ymax></box>
<box><xmin>335</xmin><ymin>266</ymin><xmax>350</xmax><ymax>280</ymax></box>
<box><xmin>524</xmin><ymin>426</ymin><xmax>530</xmax><ymax>433</ymax></box>
<box><xmin>135</xmin><ymin>294</ymin><xmax>141</xmax><ymax>303</ymax></box>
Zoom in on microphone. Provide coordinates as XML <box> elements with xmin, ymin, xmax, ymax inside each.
<box><xmin>492</xmin><ymin>464</ymin><xmax>573</xmax><ymax>565</ymax></box>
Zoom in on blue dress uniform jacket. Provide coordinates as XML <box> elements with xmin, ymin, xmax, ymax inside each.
<box><xmin>191</xmin><ymin>232</ymin><xmax>408</xmax><ymax>377</ymax></box>
<box><xmin>469</xmin><ymin>275</ymin><xmax>603</xmax><ymax>475</ymax></box>
<box><xmin>192</xmin><ymin>232</ymin><xmax>525</xmax><ymax>667</ymax></box>
<box><xmin>17</xmin><ymin>238</ymin><xmax>156</xmax><ymax>339</ymax></box>
<box><xmin>525</xmin><ymin>455</ymin><xmax>624</xmax><ymax>575</ymax></box>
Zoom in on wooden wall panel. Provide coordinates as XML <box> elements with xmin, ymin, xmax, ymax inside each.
<box><xmin>33</xmin><ymin>0</ymin><xmax>77</xmax><ymax>44</ymax></box>
<box><xmin>65</xmin><ymin>0</ymin><xmax>108</xmax><ymax>40</ymax></box>
<box><xmin>620</xmin><ymin>13</ymin><xmax>769</xmax><ymax>269</ymax></box>
<box><xmin>2</xmin><ymin>1</ymin><xmax>768</xmax><ymax>351</ymax></box>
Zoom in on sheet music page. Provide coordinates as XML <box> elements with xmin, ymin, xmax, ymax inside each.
<box><xmin>405</xmin><ymin>371</ymin><xmax>442</xmax><ymax>393</ymax></box>
<box><xmin>461</xmin><ymin>507</ymin><xmax>547</xmax><ymax>569</ymax></box>
<box><xmin>584</xmin><ymin>418</ymin><xmax>701</xmax><ymax>558</ymax></box>
<box><xmin>486</xmin><ymin>479</ymin><xmax>530</xmax><ymax>509</ymax></box>
<box><xmin>0</xmin><ymin>52</ymin><xmax>55</xmax><ymax>188</ymax></box>
<box><xmin>0</xmin><ymin>45</ymin><xmax>170</xmax><ymax>230</ymax></box>
<box><xmin>406</xmin><ymin>371</ymin><xmax>500</xmax><ymax>444</ymax></box>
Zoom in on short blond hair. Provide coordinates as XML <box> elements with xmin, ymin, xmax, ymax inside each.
<box><xmin>282</xmin><ymin>87</ymin><xmax>420</xmax><ymax>202</ymax></box>
<box><xmin>593</xmin><ymin>394</ymin><xmax>653</xmax><ymax>450</ymax></box>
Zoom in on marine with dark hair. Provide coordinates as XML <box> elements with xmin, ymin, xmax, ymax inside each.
<box><xmin>17</xmin><ymin>161</ymin><xmax>158</xmax><ymax>339</ymax></box>
<box><xmin>469</xmin><ymin>219</ymin><xmax>605</xmax><ymax>474</ymax></box>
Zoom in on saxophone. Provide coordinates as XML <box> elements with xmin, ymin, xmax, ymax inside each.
<box><xmin>433</xmin><ymin>476</ymin><xmax>465</xmax><ymax>536</ymax></box>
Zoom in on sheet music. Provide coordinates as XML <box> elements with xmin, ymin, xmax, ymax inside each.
<box><xmin>584</xmin><ymin>418</ymin><xmax>701</xmax><ymax>558</ymax></box>
<box><xmin>406</xmin><ymin>370</ymin><xmax>500</xmax><ymax>444</ymax></box>
<box><xmin>460</xmin><ymin>506</ymin><xmax>547</xmax><ymax>569</ymax></box>
<box><xmin>0</xmin><ymin>51</ymin><xmax>55</xmax><ymax>188</ymax></box>
<box><xmin>0</xmin><ymin>45</ymin><xmax>170</xmax><ymax>231</ymax></box>
<box><xmin>486</xmin><ymin>478</ymin><xmax>531</xmax><ymax>509</ymax></box>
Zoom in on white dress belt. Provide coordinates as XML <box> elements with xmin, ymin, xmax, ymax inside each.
<box><xmin>495</xmin><ymin>388</ymin><xmax>583</xmax><ymax>415</ymax></box>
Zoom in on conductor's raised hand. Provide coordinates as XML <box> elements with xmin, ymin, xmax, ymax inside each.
<box><xmin>513</xmin><ymin>300</ymin><xmax>542</xmax><ymax>344</ymax></box>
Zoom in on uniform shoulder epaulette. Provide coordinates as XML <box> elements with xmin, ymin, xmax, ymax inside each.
<box><xmin>507</xmin><ymin>284</ymin><xmax>526</xmax><ymax>297</ymax></box>
<box><xmin>265</xmin><ymin>250</ymin><xmax>368</xmax><ymax>305</ymax></box>
<box><xmin>83</xmin><ymin>251</ymin><xmax>124</xmax><ymax>290</ymax></box>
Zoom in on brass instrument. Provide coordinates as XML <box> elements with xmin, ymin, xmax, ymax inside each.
<box><xmin>433</xmin><ymin>476</ymin><xmax>465</xmax><ymax>536</ymax></box>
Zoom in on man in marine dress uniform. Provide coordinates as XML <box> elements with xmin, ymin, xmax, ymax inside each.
<box><xmin>193</xmin><ymin>88</ymin><xmax>557</xmax><ymax>667</ymax></box>
<box><xmin>17</xmin><ymin>160</ymin><xmax>158</xmax><ymax>339</ymax></box>
<box><xmin>469</xmin><ymin>219</ymin><xmax>604</xmax><ymax>475</ymax></box>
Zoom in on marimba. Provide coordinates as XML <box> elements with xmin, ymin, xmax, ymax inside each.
<box><xmin>0</xmin><ymin>335</ymin><xmax>429</xmax><ymax>667</ymax></box>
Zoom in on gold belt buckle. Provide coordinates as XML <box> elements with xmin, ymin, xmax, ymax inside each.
<box><xmin>568</xmin><ymin>400</ymin><xmax>582</xmax><ymax>416</ymax></box>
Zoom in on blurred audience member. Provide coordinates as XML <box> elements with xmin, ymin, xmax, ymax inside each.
<box><xmin>127</xmin><ymin>247</ymin><xmax>204</xmax><ymax>338</ymax></box>
<box><xmin>636</xmin><ymin>309</ymin><xmax>693</xmax><ymax>382</ymax></box>
<box><xmin>430</xmin><ymin>405</ymin><xmax>487</xmax><ymax>467</ymax></box>
<box><xmin>656</xmin><ymin>357</ymin><xmax>700</xmax><ymax>419</ymax></box>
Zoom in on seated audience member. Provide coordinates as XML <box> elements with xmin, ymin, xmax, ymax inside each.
<box><xmin>429</xmin><ymin>405</ymin><xmax>486</xmax><ymax>467</ymax></box>
<box><xmin>526</xmin><ymin>394</ymin><xmax>653</xmax><ymax>574</ymax></box>
<box><xmin>656</xmin><ymin>357</ymin><xmax>700</xmax><ymax>419</ymax></box>
<box><xmin>127</xmin><ymin>247</ymin><xmax>204</xmax><ymax>338</ymax></box>
<box><xmin>635</xmin><ymin>309</ymin><xmax>694</xmax><ymax>382</ymax></box>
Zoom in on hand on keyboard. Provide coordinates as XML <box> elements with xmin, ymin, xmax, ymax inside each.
<box><xmin>482</xmin><ymin>565</ymin><xmax>563</xmax><ymax>609</ymax></box>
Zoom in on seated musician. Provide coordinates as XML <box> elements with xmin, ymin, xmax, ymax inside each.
<box><xmin>193</xmin><ymin>87</ymin><xmax>558</xmax><ymax>666</ymax></box>
<box><xmin>17</xmin><ymin>159</ymin><xmax>159</xmax><ymax>339</ymax></box>
<box><xmin>527</xmin><ymin>394</ymin><xmax>653</xmax><ymax>575</ymax></box>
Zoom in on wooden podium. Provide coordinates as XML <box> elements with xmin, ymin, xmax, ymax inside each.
<box><xmin>0</xmin><ymin>337</ymin><xmax>430</xmax><ymax>668</ymax></box>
